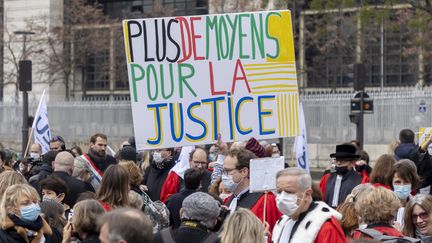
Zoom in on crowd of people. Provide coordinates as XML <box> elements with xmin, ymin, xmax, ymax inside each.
<box><xmin>0</xmin><ymin>129</ymin><xmax>432</xmax><ymax>242</ymax></box>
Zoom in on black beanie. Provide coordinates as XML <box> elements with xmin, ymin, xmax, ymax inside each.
<box><xmin>118</xmin><ymin>146</ymin><xmax>137</xmax><ymax>162</ymax></box>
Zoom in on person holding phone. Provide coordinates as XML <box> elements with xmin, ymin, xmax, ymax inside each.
<box><xmin>62</xmin><ymin>199</ymin><xmax>105</xmax><ymax>243</ymax></box>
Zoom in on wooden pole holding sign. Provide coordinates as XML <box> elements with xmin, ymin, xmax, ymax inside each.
<box><xmin>263</xmin><ymin>190</ymin><xmax>268</xmax><ymax>224</ymax></box>
<box><xmin>23</xmin><ymin>127</ymin><xmax>35</xmax><ymax>157</ymax></box>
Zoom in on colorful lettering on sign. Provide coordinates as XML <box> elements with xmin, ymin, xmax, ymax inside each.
<box><xmin>123</xmin><ymin>10</ymin><xmax>299</xmax><ymax>149</ymax></box>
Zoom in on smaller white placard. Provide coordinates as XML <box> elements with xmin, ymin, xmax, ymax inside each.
<box><xmin>249</xmin><ymin>156</ymin><xmax>285</xmax><ymax>192</ymax></box>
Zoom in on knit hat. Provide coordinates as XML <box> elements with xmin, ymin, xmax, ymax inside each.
<box><xmin>182</xmin><ymin>192</ymin><xmax>220</xmax><ymax>224</ymax></box>
<box><xmin>118</xmin><ymin>146</ymin><xmax>137</xmax><ymax>162</ymax></box>
<box><xmin>245</xmin><ymin>137</ymin><xmax>265</xmax><ymax>158</ymax></box>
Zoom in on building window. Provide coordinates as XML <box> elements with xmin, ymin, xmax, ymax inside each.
<box><xmin>85</xmin><ymin>51</ymin><xmax>110</xmax><ymax>90</ymax></box>
<box><xmin>303</xmin><ymin>7</ymin><xmax>418</xmax><ymax>88</ymax></box>
<box><xmin>163</xmin><ymin>0</ymin><xmax>207</xmax><ymax>15</ymax></box>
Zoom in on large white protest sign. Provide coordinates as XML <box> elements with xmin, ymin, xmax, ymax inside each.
<box><xmin>31</xmin><ymin>90</ymin><xmax>51</xmax><ymax>153</ymax></box>
<box><xmin>123</xmin><ymin>10</ymin><xmax>300</xmax><ymax>150</ymax></box>
<box><xmin>249</xmin><ymin>156</ymin><xmax>284</xmax><ymax>192</ymax></box>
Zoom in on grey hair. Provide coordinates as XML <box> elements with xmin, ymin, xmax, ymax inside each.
<box><xmin>276</xmin><ymin>167</ymin><xmax>312</xmax><ymax>191</ymax></box>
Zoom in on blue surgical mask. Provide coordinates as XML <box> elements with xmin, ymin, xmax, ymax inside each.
<box><xmin>209</xmin><ymin>154</ymin><xmax>216</xmax><ymax>162</ymax></box>
<box><xmin>20</xmin><ymin>203</ymin><xmax>41</xmax><ymax>222</ymax></box>
<box><xmin>393</xmin><ymin>184</ymin><xmax>412</xmax><ymax>199</ymax></box>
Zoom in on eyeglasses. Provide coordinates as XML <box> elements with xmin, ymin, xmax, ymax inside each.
<box><xmin>192</xmin><ymin>161</ymin><xmax>207</xmax><ymax>166</ymax></box>
<box><xmin>411</xmin><ymin>212</ymin><xmax>429</xmax><ymax>222</ymax></box>
<box><xmin>222</xmin><ymin>168</ymin><xmax>237</xmax><ymax>175</ymax></box>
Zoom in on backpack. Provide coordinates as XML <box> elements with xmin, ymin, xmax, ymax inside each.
<box><xmin>358</xmin><ymin>228</ymin><xmax>421</xmax><ymax>243</ymax></box>
<box><xmin>140</xmin><ymin>191</ymin><xmax>170</xmax><ymax>233</ymax></box>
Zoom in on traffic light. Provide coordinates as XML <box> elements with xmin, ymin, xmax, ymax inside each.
<box><xmin>350</xmin><ymin>99</ymin><xmax>374</xmax><ymax>113</ymax></box>
<box><xmin>19</xmin><ymin>60</ymin><xmax>32</xmax><ymax>91</ymax></box>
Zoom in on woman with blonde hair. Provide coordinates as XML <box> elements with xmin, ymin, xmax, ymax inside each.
<box><xmin>352</xmin><ymin>187</ymin><xmax>402</xmax><ymax>239</ymax></box>
<box><xmin>0</xmin><ymin>184</ymin><xmax>52</xmax><ymax>242</ymax></box>
<box><xmin>96</xmin><ymin>165</ymin><xmax>130</xmax><ymax>211</ymax></box>
<box><xmin>336</xmin><ymin>183</ymin><xmax>373</xmax><ymax>236</ymax></box>
<box><xmin>402</xmin><ymin>194</ymin><xmax>432</xmax><ymax>241</ymax></box>
<box><xmin>0</xmin><ymin>170</ymin><xmax>27</xmax><ymax>197</ymax></box>
<box><xmin>220</xmin><ymin>208</ymin><xmax>265</xmax><ymax>243</ymax></box>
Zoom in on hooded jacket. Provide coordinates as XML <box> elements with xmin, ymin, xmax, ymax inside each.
<box><xmin>395</xmin><ymin>143</ymin><xmax>432</xmax><ymax>191</ymax></box>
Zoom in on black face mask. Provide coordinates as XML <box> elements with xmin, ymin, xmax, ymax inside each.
<box><xmin>335</xmin><ymin>166</ymin><xmax>349</xmax><ymax>175</ymax></box>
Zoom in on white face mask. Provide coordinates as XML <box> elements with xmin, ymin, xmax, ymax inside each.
<box><xmin>42</xmin><ymin>195</ymin><xmax>61</xmax><ymax>204</ymax></box>
<box><xmin>222</xmin><ymin>174</ymin><xmax>240</xmax><ymax>192</ymax></box>
<box><xmin>428</xmin><ymin>145</ymin><xmax>432</xmax><ymax>155</ymax></box>
<box><xmin>219</xmin><ymin>193</ymin><xmax>231</xmax><ymax>201</ymax></box>
<box><xmin>30</xmin><ymin>153</ymin><xmax>40</xmax><ymax>160</ymax></box>
<box><xmin>276</xmin><ymin>191</ymin><xmax>300</xmax><ymax>217</ymax></box>
<box><xmin>153</xmin><ymin>152</ymin><xmax>164</xmax><ymax>164</ymax></box>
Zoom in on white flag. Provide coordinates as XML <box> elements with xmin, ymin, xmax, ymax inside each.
<box><xmin>294</xmin><ymin>102</ymin><xmax>309</xmax><ymax>172</ymax></box>
<box><xmin>32</xmin><ymin>90</ymin><xmax>51</xmax><ymax>154</ymax></box>
<box><xmin>171</xmin><ymin>146</ymin><xmax>195</xmax><ymax>179</ymax></box>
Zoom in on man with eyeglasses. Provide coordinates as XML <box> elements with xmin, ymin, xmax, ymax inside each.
<box><xmin>319</xmin><ymin>144</ymin><xmax>365</xmax><ymax>208</ymax></box>
<box><xmin>223</xmin><ymin>148</ymin><xmax>282</xmax><ymax>234</ymax></box>
<box><xmin>160</xmin><ymin>147</ymin><xmax>212</xmax><ymax>203</ymax></box>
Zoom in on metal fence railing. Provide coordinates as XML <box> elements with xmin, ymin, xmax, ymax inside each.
<box><xmin>1</xmin><ymin>89</ymin><xmax>431</xmax><ymax>150</ymax></box>
<box><xmin>302</xmin><ymin>89</ymin><xmax>432</xmax><ymax>144</ymax></box>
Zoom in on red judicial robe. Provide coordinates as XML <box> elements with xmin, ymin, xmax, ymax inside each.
<box><xmin>160</xmin><ymin>171</ymin><xmax>180</xmax><ymax>203</ymax></box>
<box><xmin>225</xmin><ymin>191</ymin><xmax>282</xmax><ymax>233</ymax></box>
<box><xmin>314</xmin><ymin>217</ymin><xmax>347</xmax><ymax>243</ymax></box>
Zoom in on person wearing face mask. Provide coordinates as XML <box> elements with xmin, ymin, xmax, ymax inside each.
<box><xmin>30</xmin><ymin>144</ymin><xmax>43</xmax><ymax>161</ymax></box>
<box><xmin>319</xmin><ymin>144</ymin><xmax>365</xmax><ymax>208</ymax></box>
<box><xmin>143</xmin><ymin>147</ymin><xmax>179</xmax><ymax>201</ymax></box>
<box><xmin>39</xmin><ymin>176</ymin><xmax>71</xmax><ymax>215</ymax></box>
<box><xmin>0</xmin><ymin>184</ymin><xmax>53</xmax><ymax>242</ymax></box>
<box><xmin>395</xmin><ymin>129</ymin><xmax>432</xmax><ymax>195</ymax></box>
<box><xmin>390</xmin><ymin>159</ymin><xmax>421</xmax><ymax>227</ymax></box>
<box><xmin>272</xmin><ymin>168</ymin><xmax>345</xmax><ymax>243</ymax></box>
<box><xmin>222</xmin><ymin>148</ymin><xmax>281</xmax><ymax>234</ymax></box>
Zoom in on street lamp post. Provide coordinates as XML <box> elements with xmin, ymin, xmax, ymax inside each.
<box><xmin>14</xmin><ymin>31</ymin><xmax>35</xmax><ymax>156</ymax></box>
